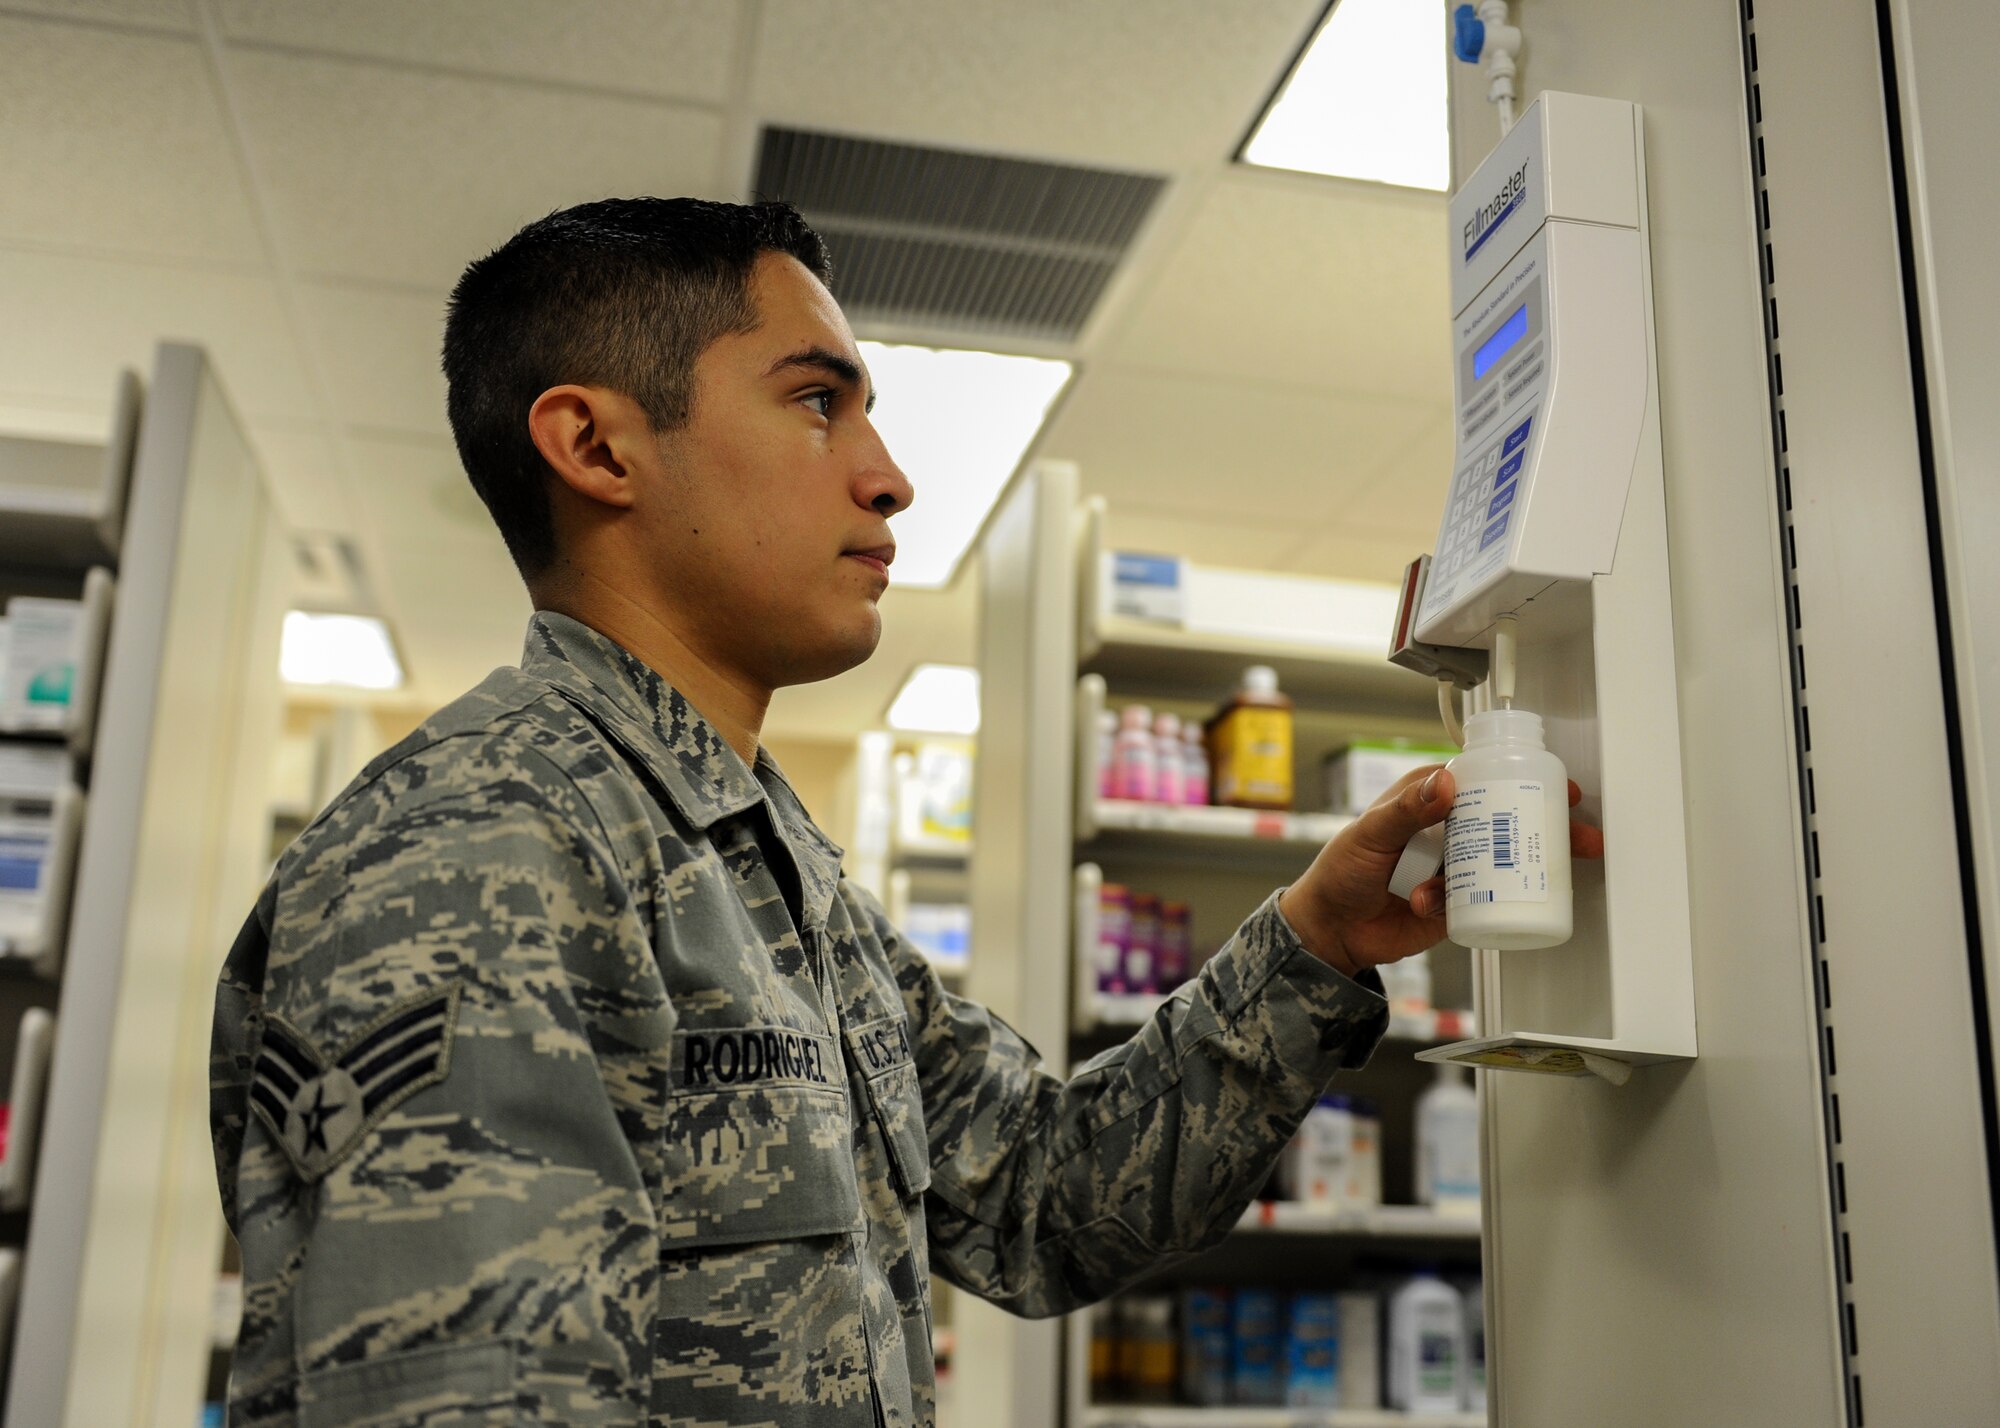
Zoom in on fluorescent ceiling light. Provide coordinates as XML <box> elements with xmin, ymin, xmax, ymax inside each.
<box><xmin>1241</xmin><ymin>0</ymin><xmax>1450</xmax><ymax>192</ymax></box>
<box><xmin>886</xmin><ymin>663</ymin><xmax>980</xmax><ymax>736</ymax></box>
<box><xmin>859</xmin><ymin>341</ymin><xmax>1071</xmax><ymax>589</ymax></box>
<box><xmin>281</xmin><ymin>611</ymin><xmax>404</xmax><ymax>690</ymax></box>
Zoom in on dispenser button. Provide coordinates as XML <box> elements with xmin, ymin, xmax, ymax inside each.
<box><xmin>1503</xmin><ymin>417</ymin><xmax>1533</xmax><ymax>455</ymax></box>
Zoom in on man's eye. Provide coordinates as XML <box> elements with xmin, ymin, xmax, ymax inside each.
<box><xmin>802</xmin><ymin>391</ymin><xmax>834</xmax><ymax>418</ymax></box>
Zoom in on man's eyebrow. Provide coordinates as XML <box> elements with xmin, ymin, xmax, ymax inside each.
<box><xmin>764</xmin><ymin>345</ymin><xmax>877</xmax><ymax>413</ymax></box>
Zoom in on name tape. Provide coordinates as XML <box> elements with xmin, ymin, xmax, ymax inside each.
<box><xmin>674</xmin><ymin>1027</ymin><xmax>837</xmax><ymax>1091</ymax></box>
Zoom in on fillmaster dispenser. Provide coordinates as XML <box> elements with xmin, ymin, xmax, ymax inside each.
<box><xmin>1389</xmin><ymin>92</ymin><xmax>1696</xmax><ymax>1084</ymax></box>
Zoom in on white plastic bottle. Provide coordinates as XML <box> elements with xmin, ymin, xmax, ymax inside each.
<box><xmin>1180</xmin><ymin>724</ymin><xmax>1210</xmax><ymax>805</ymax></box>
<box><xmin>1443</xmin><ymin>707</ymin><xmax>1573</xmax><ymax>949</ymax></box>
<box><xmin>1289</xmin><ymin>1094</ymin><xmax>1354</xmax><ymax>1208</ymax></box>
<box><xmin>1152</xmin><ymin>712</ymin><xmax>1184</xmax><ymax>805</ymax></box>
<box><xmin>1387</xmin><ymin>1271</ymin><xmax>1464</xmax><ymax>1413</ymax></box>
<box><xmin>1346</xmin><ymin>1098</ymin><xmax>1382</xmax><ymax>1210</ymax></box>
<box><xmin>1415</xmin><ymin>1063</ymin><xmax>1481</xmax><ymax>1218</ymax></box>
<box><xmin>1111</xmin><ymin>705</ymin><xmax>1156</xmax><ymax>802</ymax></box>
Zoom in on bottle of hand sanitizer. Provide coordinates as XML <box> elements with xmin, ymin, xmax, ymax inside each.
<box><xmin>1443</xmin><ymin>708</ymin><xmax>1572</xmax><ymax>950</ymax></box>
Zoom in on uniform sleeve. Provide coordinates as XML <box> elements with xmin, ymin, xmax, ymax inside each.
<box><xmin>211</xmin><ymin>736</ymin><xmax>665</xmax><ymax>1427</ymax></box>
<box><xmin>874</xmin><ymin>887</ymin><xmax>1387</xmax><ymax>1319</ymax></box>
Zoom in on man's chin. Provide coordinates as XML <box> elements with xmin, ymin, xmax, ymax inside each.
<box><xmin>771</xmin><ymin>610</ymin><xmax>882</xmax><ymax>687</ymax></box>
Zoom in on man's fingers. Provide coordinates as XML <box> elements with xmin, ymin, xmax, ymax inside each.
<box><xmin>1569</xmin><ymin>779</ymin><xmax>1583</xmax><ymax>808</ymax></box>
<box><xmin>1409</xmin><ymin>876</ymin><xmax>1448</xmax><ymax>919</ymax></box>
<box><xmin>1571</xmin><ymin>817</ymin><xmax>1604</xmax><ymax>860</ymax></box>
<box><xmin>1350</xmin><ymin>764</ymin><xmax>1453</xmax><ymax>857</ymax></box>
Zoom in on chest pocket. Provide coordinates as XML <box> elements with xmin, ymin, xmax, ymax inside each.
<box><xmin>660</xmin><ymin>1026</ymin><xmax>866</xmax><ymax>1245</ymax></box>
<box><xmin>844</xmin><ymin>1013</ymin><xmax>931</xmax><ymax>1201</ymax></box>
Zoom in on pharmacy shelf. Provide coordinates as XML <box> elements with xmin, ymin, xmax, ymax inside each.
<box><xmin>890</xmin><ymin>829</ymin><xmax>972</xmax><ymax>866</ymax></box>
<box><xmin>1234</xmin><ymin>1202</ymin><xmax>1481</xmax><ymax>1240</ymax></box>
<box><xmin>0</xmin><ymin>373</ymin><xmax>139</xmax><ymax>573</ymax></box>
<box><xmin>1081</xmin><ymin>1407</ymin><xmax>1484</xmax><ymax>1428</ymax></box>
<box><xmin>0</xmin><ymin>567</ymin><xmax>116</xmax><ymax>760</ymax></box>
<box><xmin>1073</xmin><ymin>498</ymin><xmax>1435</xmax><ymax>715</ymax></box>
<box><xmin>1074</xmin><ymin>673</ymin><xmax>1358</xmax><ymax>869</ymax></box>
<box><xmin>0</xmin><ymin>1009</ymin><xmax>56</xmax><ymax>1211</ymax></box>
<box><xmin>0</xmin><ymin>771</ymin><xmax>85</xmax><ymax>979</ymax></box>
<box><xmin>1087</xmin><ymin>799</ymin><xmax>1350</xmax><ymax>856</ymax></box>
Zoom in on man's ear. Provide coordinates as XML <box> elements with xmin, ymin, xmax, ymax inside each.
<box><xmin>527</xmin><ymin>385</ymin><xmax>649</xmax><ymax>510</ymax></box>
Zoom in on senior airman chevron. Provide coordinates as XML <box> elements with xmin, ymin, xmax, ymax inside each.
<box><xmin>248</xmin><ymin>984</ymin><xmax>460</xmax><ymax>1180</ymax></box>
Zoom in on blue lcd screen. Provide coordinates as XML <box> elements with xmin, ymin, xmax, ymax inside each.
<box><xmin>1473</xmin><ymin>304</ymin><xmax>1530</xmax><ymax>382</ymax></box>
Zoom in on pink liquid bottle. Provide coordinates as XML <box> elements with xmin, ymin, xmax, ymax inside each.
<box><xmin>1181</xmin><ymin>724</ymin><xmax>1211</xmax><ymax>805</ymax></box>
<box><xmin>1112</xmin><ymin>705</ymin><xmax>1157</xmax><ymax>802</ymax></box>
<box><xmin>1152</xmin><ymin>712</ymin><xmax>1184</xmax><ymax>805</ymax></box>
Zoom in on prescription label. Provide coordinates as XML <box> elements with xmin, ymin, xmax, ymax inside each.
<box><xmin>1445</xmin><ymin>779</ymin><xmax>1549</xmax><ymax>907</ymax></box>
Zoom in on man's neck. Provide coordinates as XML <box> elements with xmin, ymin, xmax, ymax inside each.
<box><xmin>534</xmin><ymin>578</ymin><xmax>769</xmax><ymax>765</ymax></box>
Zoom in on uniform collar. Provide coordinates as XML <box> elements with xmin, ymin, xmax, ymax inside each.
<box><xmin>519</xmin><ymin>612</ymin><xmax>846</xmax><ymax>925</ymax></box>
<box><xmin>521</xmin><ymin>611</ymin><xmax>765</xmax><ymax>832</ymax></box>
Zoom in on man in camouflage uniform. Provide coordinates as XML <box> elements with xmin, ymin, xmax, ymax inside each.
<box><xmin>212</xmin><ymin>198</ymin><xmax>1596</xmax><ymax>1426</ymax></box>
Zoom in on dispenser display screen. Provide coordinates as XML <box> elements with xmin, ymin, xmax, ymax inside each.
<box><xmin>1473</xmin><ymin>304</ymin><xmax>1530</xmax><ymax>381</ymax></box>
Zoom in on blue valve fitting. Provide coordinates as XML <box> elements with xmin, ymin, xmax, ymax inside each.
<box><xmin>1452</xmin><ymin>4</ymin><xmax>1485</xmax><ymax>63</ymax></box>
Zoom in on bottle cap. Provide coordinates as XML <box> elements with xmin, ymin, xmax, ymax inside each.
<box><xmin>1388</xmin><ymin>824</ymin><xmax>1447</xmax><ymax>901</ymax></box>
<box><xmin>1244</xmin><ymin>665</ymin><xmax>1279</xmax><ymax>696</ymax></box>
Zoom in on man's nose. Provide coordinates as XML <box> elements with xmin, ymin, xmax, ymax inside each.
<box><xmin>855</xmin><ymin>425</ymin><xmax>914</xmax><ymax>516</ymax></box>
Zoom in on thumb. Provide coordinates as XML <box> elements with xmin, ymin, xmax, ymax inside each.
<box><xmin>1349</xmin><ymin>765</ymin><xmax>1453</xmax><ymax>859</ymax></box>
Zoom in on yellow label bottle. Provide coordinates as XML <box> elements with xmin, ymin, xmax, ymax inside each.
<box><xmin>1209</xmin><ymin>665</ymin><xmax>1295</xmax><ymax>810</ymax></box>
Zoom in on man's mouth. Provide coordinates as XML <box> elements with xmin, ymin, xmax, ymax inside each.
<box><xmin>844</xmin><ymin>545</ymin><xmax>895</xmax><ymax>578</ymax></box>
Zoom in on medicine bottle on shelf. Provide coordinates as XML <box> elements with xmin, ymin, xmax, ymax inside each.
<box><xmin>1443</xmin><ymin>708</ymin><xmax>1573</xmax><ymax>950</ymax></box>
<box><xmin>1209</xmin><ymin>665</ymin><xmax>1294</xmax><ymax>810</ymax></box>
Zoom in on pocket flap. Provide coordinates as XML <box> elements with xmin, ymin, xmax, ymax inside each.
<box><xmin>661</xmin><ymin>1076</ymin><xmax>865</xmax><ymax>1246</ymax></box>
<box><xmin>298</xmin><ymin>1338</ymin><xmax>514</xmax><ymax>1428</ymax></box>
<box><xmin>845</xmin><ymin>1012</ymin><xmax>931</xmax><ymax>1201</ymax></box>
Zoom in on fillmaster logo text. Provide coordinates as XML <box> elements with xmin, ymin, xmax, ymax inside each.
<box><xmin>1464</xmin><ymin>160</ymin><xmax>1530</xmax><ymax>263</ymax></box>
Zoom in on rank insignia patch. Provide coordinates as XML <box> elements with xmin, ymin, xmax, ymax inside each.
<box><xmin>248</xmin><ymin>984</ymin><xmax>461</xmax><ymax>1180</ymax></box>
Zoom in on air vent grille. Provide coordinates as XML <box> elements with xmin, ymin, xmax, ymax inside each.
<box><xmin>754</xmin><ymin>127</ymin><xmax>1166</xmax><ymax>344</ymax></box>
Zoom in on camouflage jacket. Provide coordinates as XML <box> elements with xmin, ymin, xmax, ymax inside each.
<box><xmin>211</xmin><ymin>612</ymin><xmax>1389</xmax><ymax>1427</ymax></box>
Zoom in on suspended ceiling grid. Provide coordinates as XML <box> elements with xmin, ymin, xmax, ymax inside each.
<box><xmin>0</xmin><ymin>0</ymin><xmax>1452</xmax><ymax>738</ymax></box>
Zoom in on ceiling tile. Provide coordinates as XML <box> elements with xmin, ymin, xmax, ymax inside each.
<box><xmin>1039</xmin><ymin>364</ymin><xmax>1440</xmax><ymax>527</ymax></box>
<box><xmin>1339</xmin><ymin>416</ymin><xmax>1457</xmax><ymax>534</ymax></box>
<box><xmin>1108</xmin><ymin>170</ymin><xmax>1454</xmax><ymax>401</ymax></box>
<box><xmin>247</xmin><ymin>422</ymin><xmax>353</xmax><ymax>533</ymax></box>
<box><xmin>751</xmin><ymin>0</ymin><xmax>1324</xmax><ymax>172</ymax></box>
<box><xmin>1273</xmin><ymin>524</ymin><xmax>1433</xmax><ymax>588</ymax></box>
<box><xmin>225</xmin><ymin>48</ymin><xmax>729</xmax><ymax>288</ymax></box>
<box><xmin>0</xmin><ymin>0</ymin><xmax>194</xmax><ymax>32</ymax></box>
<box><xmin>0</xmin><ymin>18</ymin><xmax>263</xmax><ymax>263</ymax></box>
<box><xmin>296</xmin><ymin>281</ymin><xmax>451</xmax><ymax>436</ymax></box>
<box><xmin>217</xmin><ymin>0</ymin><xmax>741</xmax><ymax>104</ymax></box>
<box><xmin>0</xmin><ymin>248</ymin><xmax>318</xmax><ymax>421</ymax></box>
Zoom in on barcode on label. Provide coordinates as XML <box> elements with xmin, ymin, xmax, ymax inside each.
<box><xmin>1471</xmin><ymin>891</ymin><xmax>1495</xmax><ymax>904</ymax></box>
<box><xmin>1492</xmin><ymin>812</ymin><xmax>1518</xmax><ymax>870</ymax></box>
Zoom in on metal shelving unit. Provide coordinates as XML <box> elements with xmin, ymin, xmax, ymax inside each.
<box><xmin>972</xmin><ymin>467</ymin><xmax>1483</xmax><ymax>1428</ymax></box>
<box><xmin>1</xmin><ymin>346</ymin><xmax>290</xmax><ymax>1428</ymax></box>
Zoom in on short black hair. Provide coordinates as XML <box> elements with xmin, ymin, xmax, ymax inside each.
<box><xmin>441</xmin><ymin>197</ymin><xmax>832</xmax><ymax>578</ymax></box>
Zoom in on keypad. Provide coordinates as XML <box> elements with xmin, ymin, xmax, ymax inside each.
<box><xmin>1436</xmin><ymin>409</ymin><xmax>1535</xmax><ymax>580</ymax></box>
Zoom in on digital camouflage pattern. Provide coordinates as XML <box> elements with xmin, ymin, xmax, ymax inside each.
<box><xmin>212</xmin><ymin>612</ymin><xmax>1389</xmax><ymax>1427</ymax></box>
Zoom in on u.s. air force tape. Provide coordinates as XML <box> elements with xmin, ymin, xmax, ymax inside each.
<box><xmin>671</xmin><ymin>1026</ymin><xmax>839</xmax><ymax>1092</ymax></box>
<box><xmin>843</xmin><ymin>1014</ymin><xmax>914</xmax><ymax>1077</ymax></box>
